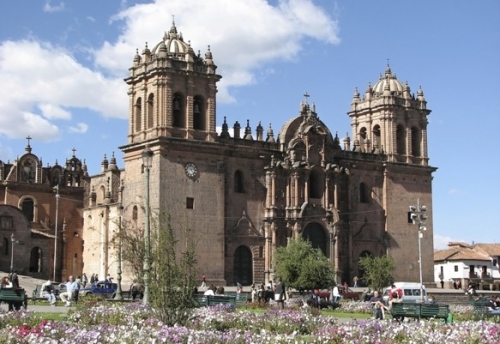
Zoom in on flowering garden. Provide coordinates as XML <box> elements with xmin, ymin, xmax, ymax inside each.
<box><xmin>0</xmin><ymin>300</ymin><xmax>498</xmax><ymax>343</ymax></box>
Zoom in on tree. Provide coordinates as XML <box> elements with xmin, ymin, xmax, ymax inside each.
<box><xmin>274</xmin><ymin>237</ymin><xmax>335</xmax><ymax>290</ymax></box>
<box><xmin>148</xmin><ymin>211</ymin><xmax>199</xmax><ymax>326</ymax></box>
<box><xmin>358</xmin><ymin>255</ymin><xmax>395</xmax><ymax>291</ymax></box>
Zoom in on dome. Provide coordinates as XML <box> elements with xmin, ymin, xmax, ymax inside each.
<box><xmin>150</xmin><ymin>21</ymin><xmax>195</xmax><ymax>60</ymax></box>
<box><xmin>371</xmin><ymin>65</ymin><xmax>405</xmax><ymax>96</ymax></box>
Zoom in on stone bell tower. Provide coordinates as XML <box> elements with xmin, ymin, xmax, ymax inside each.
<box><xmin>124</xmin><ymin>21</ymin><xmax>222</xmax><ymax>144</ymax></box>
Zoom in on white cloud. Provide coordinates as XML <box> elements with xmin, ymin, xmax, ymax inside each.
<box><xmin>448</xmin><ymin>188</ymin><xmax>463</xmax><ymax>195</ymax></box>
<box><xmin>0</xmin><ymin>0</ymin><xmax>339</xmax><ymax>142</ymax></box>
<box><xmin>95</xmin><ymin>0</ymin><xmax>340</xmax><ymax>102</ymax></box>
<box><xmin>434</xmin><ymin>234</ymin><xmax>463</xmax><ymax>250</ymax></box>
<box><xmin>69</xmin><ymin>123</ymin><xmax>89</xmax><ymax>134</ymax></box>
<box><xmin>43</xmin><ymin>0</ymin><xmax>65</xmax><ymax>13</ymax></box>
<box><xmin>0</xmin><ymin>40</ymin><xmax>127</xmax><ymax>141</ymax></box>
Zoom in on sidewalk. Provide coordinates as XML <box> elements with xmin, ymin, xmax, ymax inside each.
<box><xmin>1</xmin><ymin>303</ymin><xmax>70</xmax><ymax>313</ymax></box>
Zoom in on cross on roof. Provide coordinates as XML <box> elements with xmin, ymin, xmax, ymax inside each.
<box><xmin>304</xmin><ymin>92</ymin><xmax>310</xmax><ymax>103</ymax></box>
<box><xmin>26</xmin><ymin>135</ymin><xmax>32</xmax><ymax>146</ymax></box>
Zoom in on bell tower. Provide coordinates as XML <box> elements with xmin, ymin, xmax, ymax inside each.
<box><xmin>348</xmin><ymin>65</ymin><xmax>431</xmax><ymax>165</ymax></box>
<box><xmin>124</xmin><ymin>21</ymin><xmax>222</xmax><ymax>144</ymax></box>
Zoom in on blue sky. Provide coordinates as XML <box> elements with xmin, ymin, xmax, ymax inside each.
<box><xmin>0</xmin><ymin>1</ymin><xmax>499</xmax><ymax>249</ymax></box>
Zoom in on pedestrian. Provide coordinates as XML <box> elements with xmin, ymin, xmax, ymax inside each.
<box><xmin>353</xmin><ymin>276</ymin><xmax>359</xmax><ymax>288</ymax></box>
<box><xmin>90</xmin><ymin>273</ymin><xmax>96</xmax><ymax>284</ymax></box>
<box><xmin>200</xmin><ymin>274</ymin><xmax>206</xmax><ymax>288</ymax></box>
<box><xmin>59</xmin><ymin>275</ymin><xmax>78</xmax><ymax>307</ymax></box>
<box><xmin>274</xmin><ymin>277</ymin><xmax>285</xmax><ymax>309</ymax></box>
<box><xmin>9</xmin><ymin>270</ymin><xmax>19</xmax><ymax>289</ymax></box>
<box><xmin>82</xmin><ymin>273</ymin><xmax>88</xmax><ymax>288</ymax></box>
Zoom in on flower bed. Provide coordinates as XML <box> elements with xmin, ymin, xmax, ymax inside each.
<box><xmin>0</xmin><ymin>302</ymin><xmax>497</xmax><ymax>343</ymax></box>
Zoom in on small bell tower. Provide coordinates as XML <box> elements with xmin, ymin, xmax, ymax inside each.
<box><xmin>347</xmin><ymin>64</ymin><xmax>431</xmax><ymax>165</ymax></box>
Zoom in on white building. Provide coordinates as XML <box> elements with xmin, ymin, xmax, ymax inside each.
<box><xmin>434</xmin><ymin>242</ymin><xmax>500</xmax><ymax>290</ymax></box>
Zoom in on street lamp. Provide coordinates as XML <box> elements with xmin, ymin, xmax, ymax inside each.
<box><xmin>142</xmin><ymin>145</ymin><xmax>153</xmax><ymax>305</ymax></box>
<box><xmin>10</xmin><ymin>233</ymin><xmax>15</xmax><ymax>271</ymax></box>
<box><xmin>114</xmin><ymin>184</ymin><xmax>124</xmax><ymax>301</ymax></box>
<box><xmin>53</xmin><ymin>184</ymin><xmax>60</xmax><ymax>282</ymax></box>
<box><xmin>409</xmin><ymin>199</ymin><xmax>427</xmax><ymax>302</ymax></box>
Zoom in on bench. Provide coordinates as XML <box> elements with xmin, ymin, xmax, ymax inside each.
<box><xmin>193</xmin><ymin>295</ymin><xmax>236</xmax><ymax>307</ymax></box>
<box><xmin>470</xmin><ymin>299</ymin><xmax>500</xmax><ymax>321</ymax></box>
<box><xmin>0</xmin><ymin>288</ymin><xmax>28</xmax><ymax>311</ymax></box>
<box><xmin>391</xmin><ymin>302</ymin><xmax>450</xmax><ymax>323</ymax></box>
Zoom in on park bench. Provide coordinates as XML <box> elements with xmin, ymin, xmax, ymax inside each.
<box><xmin>193</xmin><ymin>295</ymin><xmax>236</xmax><ymax>307</ymax></box>
<box><xmin>470</xmin><ymin>298</ymin><xmax>500</xmax><ymax>321</ymax></box>
<box><xmin>0</xmin><ymin>288</ymin><xmax>28</xmax><ymax>310</ymax></box>
<box><xmin>30</xmin><ymin>284</ymin><xmax>47</xmax><ymax>304</ymax></box>
<box><xmin>391</xmin><ymin>302</ymin><xmax>451</xmax><ymax>323</ymax></box>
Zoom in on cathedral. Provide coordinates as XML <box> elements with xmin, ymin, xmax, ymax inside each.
<box><xmin>0</xmin><ymin>22</ymin><xmax>436</xmax><ymax>287</ymax></box>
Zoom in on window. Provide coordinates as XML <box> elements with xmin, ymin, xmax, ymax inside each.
<box><xmin>147</xmin><ymin>93</ymin><xmax>154</xmax><ymax>129</ymax></box>
<box><xmin>186</xmin><ymin>197</ymin><xmax>194</xmax><ymax>209</ymax></box>
<box><xmin>132</xmin><ymin>206</ymin><xmax>138</xmax><ymax>221</ymax></box>
<box><xmin>234</xmin><ymin>171</ymin><xmax>244</xmax><ymax>193</ymax></box>
<box><xmin>396</xmin><ymin>124</ymin><xmax>405</xmax><ymax>154</ymax></box>
<box><xmin>0</xmin><ymin>216</ymin><xmax>13</xmax><ymax>230</ymax></box>
<box><xmin>454</xmin><ymin>265</ymin><xmax>458</xmax><ymax>272</ymax></box>
<box><xmin>22</xmin><ymin>198</ymin><xmax>34</xmax><ymax>221</ymax></box>
<box><xmin>493</xmin><ymin>259</ymin><xmax>498</xmax><ymax>267</ymax></box>
<box><xmin>359</xmin><ymin>183</ymin><xmax>369</xmax><ymax>203</ymax></box>
<box><xmin>135</xmin><ymin>98</ymin><xmax>142</xmax><ymax>132</ymax></box>
<box><xmin>193</xmin><ymin>96</ymin><xmax>204</xmax><ymax>130</ymax></box>
<box><xmin>309</xmin><ymin>169</ymin><xmax>323</xmax><ymax>199</ymax></box>
<box><xmin>173</xmin><ymin>93</ymin><xmax>184</xmax><ymax>128</ymax></box>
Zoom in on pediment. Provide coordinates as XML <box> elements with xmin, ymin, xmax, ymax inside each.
<box><xmin>232</xmin><ymin>210</ymin><xmax>262</xmax><ymax>237</ymax></box>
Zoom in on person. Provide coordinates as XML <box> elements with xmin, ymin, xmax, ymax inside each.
<box><xmin>82</xmin><ymin>273</ymin><xmax>88</xmax><ymax>288</ymax></box>
<box><xmin>386</xmin><ymin>284</ymin><xmax>403</xmax><ymax>311</ymax></box>
<box><xmin>200</xmin><ymin>274</ymin><xmax>206</xmax><ymax>288</ymax></box>
<box><xmin>236</xmin><ymin>282</ymin><xmax>243</xmax><ymax>294</ymax></box>
<box><xmin>332</xmin><ymin>285</ymin><xmax>341</xmax><ymax>303</ymax></box>
<box><xmin>9</xmin><ymin>270</ymin><xmax>19</xmax><ymax>289</ymax></box>
<box><xmin>274</xmin><ymin>277</ymin><xmax>285</xmax><ymax>309</ymax></box>
<box><xmin>130</xmin><ymin>281</ymin><xmax>138</xmax><ymax>300</ymax></box>
<box><xmin>369</xmin><ymin>291</ymin><xmax>387</xmax><ymax>319</ymax></box>
<box><xmin>487</xmin><ymin>296</ymin><xmax>500</xmax><ymax>315</ymax></box>
<box><xmin>204</xmin><ymin>285</ymin><xmax>215</xmax><ymax>296</ymax></box>
<box><xmin>106</xmin><ymin>274</ymin><xmax>113</xmax><ymax>282</ymax></box>
<box><xmin>0</xmin><ymin>276</ymin><xmax>13</xmax><ymax>288</ymax></box>
<box><xmin>353</xmin><ymin>276</ymin><xmax>359</xmax><ymax>288</ymax></box>
<box><xmin>440</xmin><ymin>280</ymin><xmax>444</xmax><ymax>289</ymax></box>
<box><xmin>59</xmin><ymin>275</ymin><xmax>78</xmax><ymax>307</ymax></box>
<box><xmin>250</xmin><ymin>284</ymin><xmax>257</xmax><ymax>303</ymax></box>
<box><xmin>40</xmin><ymin>280</ymin><xmax>56</xmax><ymax>305</ymax></box>
<box><xmin>90</xmin><ymin>273</ymin><xmax>96</xmax><ymax>284</ymax></box>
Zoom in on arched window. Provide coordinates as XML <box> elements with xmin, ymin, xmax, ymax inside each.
<box><xmin>132</xmin><ymin>206</ymin><xmax>138</xmax><ymax>221</ymax></box>
<box><xmin>359</xmin><ymin>182</ymin><xmax>370</xmax><ymax>203</ymax></box>
<box><xmin>172</xmin><ymin>93</ymin><xmax>184</xmax><ymax>128</ymax></box>
<box><xmin>147</xmin><ymin>93</ymin><xmax>154</xmax><ymax>129</ymax></box>
<box><xmin>309</xmin><ymin>169</ymin><xmax>323</xmax><ymax>199</ymax></box>
<box><xmin>193</xmin><ymin>96</ymin><xmax>204</xmax><ymax>130</ymax></box>
<box><xmin>22</xmin><ymin>198</ymin><xmax>34</xmax><ymax>221</ymax></box>
<box><xmin>234</xmin><ymin>171</ymin><xmax>244</xmax><ymax>193</ymax></box>
<box><xmin>359</xmin><ymin>127</ymin><xmax>367</xmax><ymax>140</ymax></box>
<box><xmin>411</xmin><ymin>126</ymin><xmax>421</xmax><ymax>157</ymax></box>
<box><xmin>135</xmin><ymin>98</ymin><xmax>142</xmax><ymax>132</ymax></box>
<box><xmin>396</xmin><ymin>124</ymin><xmax>406</xmax><ymax>154</ymax></box>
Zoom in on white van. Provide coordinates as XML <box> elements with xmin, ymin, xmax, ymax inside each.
<box><xmin>382</xmin><ymin>282</ymin><xmax>427</xmax><ymax>304</ymax></box>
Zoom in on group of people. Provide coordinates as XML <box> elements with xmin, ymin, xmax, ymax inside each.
<box><xmin>369</xmin><ymin>284</ymin><xmax>404</xmax><ymax>320</ymax></box>
<box><xmin>249</xmin><ymin>278</ymin><xmax>286</xmax><ymax>309</ymax></box>
<box><xmin>39</xmin><ymin>275</ymin><xmax>80</xmax><ymax>307</ymax></box>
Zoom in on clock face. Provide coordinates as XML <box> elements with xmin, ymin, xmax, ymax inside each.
<box><xmin>184</xmin><ymin>163</ymin><xmax>198</xmax><ymax>179</ymax></box>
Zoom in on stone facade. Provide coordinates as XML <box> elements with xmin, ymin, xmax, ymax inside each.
<box><xmin>0</xmin><ymin>143</ymin><xmax>87</xmax><ymax>281</ymax></box>
<box><xmin>81</xmin><ymin>22</ymin><xmax>437</xmax><ymax>287</ymax></box>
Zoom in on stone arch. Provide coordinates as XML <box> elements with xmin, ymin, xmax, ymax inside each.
<box><xmin>233</xmin><ymin>245</ymin><xmax>253</xmax><ymax>285</ymax></box>
<box><xmin>172</xmin><ymin>93</ymin><xmax>185</xmax><ymax>128</ymax></box>
<box><xmin>19</xmin><ymin>195</ymin><xmax>37</xmax><ymax>222</ymax></box>
<box><xmin>147</xmin><ymin>93</ymin><xmax>154</xmax><ymax>129</ymax></box>
<box><xmin>396</xmin><ymin>124</ymin><xmax>405</xmax><ymax>155</ymax></box>
<box><xmin>193</xmin><ymin>95</ymin><xmax>205</xmax><ymax>130</ymax></box>
<box><xmin>411</xmin><ymin>126</ymin><xmax>421</xmax><ymax>157</ymax></box>
<box><xmin>135</xmin><ymin>97</ymin><xmax>142</xmax><ymax>132</ymax></box>
<box><xmin>302</xmin><ymin>222</ymin><xmax>327</xmax><ymax>256</ymax></box>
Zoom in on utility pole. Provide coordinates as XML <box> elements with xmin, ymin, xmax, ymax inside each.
<box><xmin>409</xmin><ymin>199</ymin><xmax>427</xmax><ymax>302</ymax></box>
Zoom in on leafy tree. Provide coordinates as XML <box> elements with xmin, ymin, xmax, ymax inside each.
<box><xmin>274</xmin><ymin>237</ymin><xmax>335</xmax><ymax>290</ymax></box>
<box><xmin>358</xmin><ymin>255</ymin><xmax>395</xmax><ymax>291</ymax></box>
<box><xmin>112</xmin><ymin>219</ymin><xmax>145</xmax><ymax>285</ymax></box>
<box><xmin>148</xmin><ymin>211</ymin><xmax>199</xmax><ymax>326</ymax></box>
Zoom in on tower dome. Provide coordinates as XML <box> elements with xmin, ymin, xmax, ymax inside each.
<box><xmin>371</xmin><ymin>65</ymin><xmax>405</xmax><ymax>96</ymax></box>
<box><xmin>151</xmin><ymin>21</ymin><xmax>196</xmax><ymax>60</ymax></box>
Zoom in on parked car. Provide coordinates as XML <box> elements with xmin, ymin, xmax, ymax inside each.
<box><xmin>80</xmin><ymin>281</ymin><xmax>118</xmax><ymax>298</ymax></box>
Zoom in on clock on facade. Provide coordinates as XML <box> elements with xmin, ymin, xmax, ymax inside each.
<box><xmin>184</xmin><ymin>162</ymin><xmax>198</xmax><ymax>179</ymax></box>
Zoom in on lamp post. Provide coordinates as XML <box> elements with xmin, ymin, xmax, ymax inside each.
<box><xmin>142</xmin><ymin>145</ymin><xmax>153</xmax><ymax>305</ymax></box>
<box><xmin>409</xmin><ymin>199</ymin><xmax>427</xmax><ymax>302</ymax></box>
<box><xmin>10</xmin><ymin>233</ymin><xmax>15</xmax><ymax>271</ymax></box>
<box><xmin>53</xmin><ymin>184</ymin><xmax>60</xmax><ymax>282</ymax></box>
<box><xmin>114</xmin><ymin>184</ymin><xmax>124</xmax><ymax>301</ymax></box>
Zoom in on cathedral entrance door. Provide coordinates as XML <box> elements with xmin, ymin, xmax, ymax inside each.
<box><xmin>302</xmin><ymin>223</ymin><xmax>327</xmax><ymax>256</ymax></box>
<box><xmin>233</xmin><ymin>246</ymin><xmax>253</xmax><ymax>286</ymax></box>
